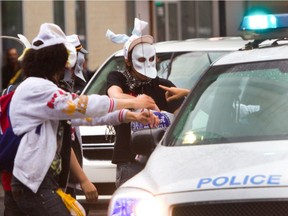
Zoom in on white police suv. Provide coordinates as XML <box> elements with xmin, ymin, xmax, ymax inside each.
<box><xmin>79</xmin><ymin>37</ymin><xmax>247</xmax><ymax>199</ymax></box>
<box><xmin>107</xmin><ymin>13</ymin><xmax>288</xmax><ymax>216</ymax></box>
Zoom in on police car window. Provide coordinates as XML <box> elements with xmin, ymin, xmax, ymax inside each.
<box><xmin>166</xmin><ymin>60</ymin><xmax>288</xmax><ymax>146</ymax></box>
<box><xmin>168</xmin><ymin>51</ymin><xmax>228</xmax><ymax>89</ymax></box>
<box><xmin>156</xmin><ymin>52</ymin><xmax>186</xmax><ymax>80</ymax></box>
<box><xmin>84</xmin><ymin>56</ymin><xmax>125</xmax><ymax>95</ymax></box>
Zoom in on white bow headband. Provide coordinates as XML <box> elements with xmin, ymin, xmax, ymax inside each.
<box><xmin>106</xmin><ymin>18</ymin><xmax>148</xmax><ymax>44</ymax></box>
<box><xmin>106</xmin><ymin>18</ymin><xmax>153</xmax><ymax>59</ymax></box>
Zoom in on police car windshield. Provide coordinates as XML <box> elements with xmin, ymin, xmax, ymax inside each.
<box><xmin>166</xmin><ymin>60</ymin><xmax>288</xmax><ymax>146</ymax></box>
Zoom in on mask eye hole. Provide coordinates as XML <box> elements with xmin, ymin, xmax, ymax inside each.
<box><xmin>149</xmin><ymin>56</ymin><xmax>155</xmax><ymax>62</ymax></box>
<box><xmin>138</xmin><ymin>57</ymin><xmax>146</xmax><ymax>63</ymax></box>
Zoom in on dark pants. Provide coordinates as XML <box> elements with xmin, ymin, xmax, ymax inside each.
<box><xmin>4</xmin><ymin>190</ymin><xmax>26</xmax><ymax>216</ymax></box>
<box><xmin>65</xmin><ymin>186</ymin><xmax>76</xmax><ymax>198</ymax></box>
<box><xmin>115</xmin><ymin>161</ymin><xmax>144</xmax><ymax>188</ymax></box>
<box><xmin>11</xmin><ymin>172</ymin><xmax>70</xmax><ymax>216</ymax></box>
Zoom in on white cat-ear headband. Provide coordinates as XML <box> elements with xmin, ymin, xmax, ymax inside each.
<box><xmin>32</xmin><ymin>23</ymin><xmax>77</xmax><ymax>68</ymax></box>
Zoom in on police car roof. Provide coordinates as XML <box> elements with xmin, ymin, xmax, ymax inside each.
<box><xmin>214</xmin><ymin>42</ymin><xmax>288</xmax><ymax>66</ymax></box>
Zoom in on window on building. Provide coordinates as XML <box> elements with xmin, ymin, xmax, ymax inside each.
<box><xmin>197</xmin><ymin>1</ymin><xmax>212</xmax><ymax>37</ymax></box>
<box><xmin>153</xmin><ymin>0</ymin><xmax>213</xmax><ymax>41</ymax></box>
<box><xmin>181</xmin><ymin>1</ymin><xmax>196</xmax><ymax>39</ymax></box>
<box><xmin>1</xmin><ymin>1</ymin><xmax>23</xmax><ymax>52</ymax></box>
<box><xmin>76</xmin><ymin>1</ymin><xmax>87</xmax><ymax>49</ymax></box>
<box><xmin>155</xmin><ymin>1</ymin><xmax>166</xmax><ymax>41</ymax></box>
<box><xmin>168</xmin><ymin>2</ymin><xmax>179</xmax><ymax>40</ymax></box>
<box><xmin>53</xmin><ymin>1</ymin><xmax>65</xmax><ymax>31</ymax></box>
<box><xmin>1</xmin><ymin>1</ymin><xmax>23</xmax><ymax>90</ymax></box>
<box><xmin>126</xmin><ymin>1</ymin><xmax>136</xmax><ymax>35</ymax></box>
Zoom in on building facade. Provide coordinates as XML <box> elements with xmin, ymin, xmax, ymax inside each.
<box><xmin>1</xmin><ymin>0</ymin><xmax>287</xmax><ymax>89</ymax></box>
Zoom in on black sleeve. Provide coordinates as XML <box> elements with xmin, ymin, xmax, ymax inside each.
<box><xmin>106</xmin><ymin>71</ymin><xmax>127</xmax><ymax>95</ymax></box>
<box><xmin>158</xmin><ymin>78</ymin><xmax>176</xmax><ymax>88</ymax></box>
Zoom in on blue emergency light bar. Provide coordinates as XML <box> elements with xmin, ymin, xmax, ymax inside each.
<box><xmin>240</xmin><ymin>13</ymin><xmax>288</xmax><ymax>40</ymax></box>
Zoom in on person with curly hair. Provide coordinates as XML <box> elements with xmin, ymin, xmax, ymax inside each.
<box><xmin>9</xmin><ymin>23</ymin><xmax>158</xmax><ymax>216</ymax></box>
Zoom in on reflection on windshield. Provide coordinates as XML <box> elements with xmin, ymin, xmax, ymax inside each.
<box><xmin>84</xmin><ymin>56</ymin><xmax>125</xmax><ymax>95</ymax></box>
<box><xmin>160</xmin><ymin>52</ymin><xmax>226</xmax><ymax>89</ymax></box>
<box><xmin>168</xmin><ymin>60</ymin><xmax>288</xmax><ymax>146</ymax></box>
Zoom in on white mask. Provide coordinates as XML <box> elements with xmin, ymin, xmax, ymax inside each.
<box><xmin>131</xmin><ymin>43</ymin><xmax>157</xmax><ymax>79</ymax></box>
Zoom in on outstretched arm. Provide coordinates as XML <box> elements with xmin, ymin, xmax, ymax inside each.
<box><xmin>115</xmin><ymin>94</ymin><xmax>158</xmax><ymax>111</ymax></box>
<box><xmin>71</xmin><ymin>109</ymin><xmax>159</xmax><ymax>127</ymax></box>
<box><xmin>108</xmin><ymin>85</ymin><xmax>160</xmax><ymax>111</ymax></box>
<box><xmin>159</xmin><ymin>85</ymin><xmax>190</xmax><ymax>102</ymax></box>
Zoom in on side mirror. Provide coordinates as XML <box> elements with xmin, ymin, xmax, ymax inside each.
<box><xmin>130</xmin><ymin>128</ymin><xmax>166</xmax><ymax>155</ymax></box>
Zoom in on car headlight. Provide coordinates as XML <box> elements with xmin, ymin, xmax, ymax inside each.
<box><xmin>108</xmin><ymin>188</ymin><xmax>164</xmax><ymax>216</ymax></box>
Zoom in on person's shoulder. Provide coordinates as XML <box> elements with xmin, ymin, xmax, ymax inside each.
<box><xmin>107</xmin><ymin>70</ymin><xmax>125</xmax><ymax>80</ymax></box>
<box><xmin>157</xmin><ymin>77</ymin><xmax>175</xmax><ymax>87</ymax></box>
<box><xmin>18</xmin><ymin>77</ymin><xmax>57</xmax><ymax>92</ymax></box>
<box><xmin>24</xmin><ymin>77</ymin><xmax>52</xmax><ymax>85</ymax></box>
<box><xmin>109</xmin><ymin>70</ymin><xmax>123</xmax><ymax>76</ymax></box>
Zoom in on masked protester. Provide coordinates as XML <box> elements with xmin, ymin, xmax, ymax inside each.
<box><xmin>56</xmin><ymin>34</ymin><xmax>97</xmax><ymax>202</ymax></box>
<box><xmin>9</xmin><ymin>23</ymin><xmax>158</xmax><ymax>216</ymax></box>
<box><xmin>106</xmin><ymin>18</ymin><xmax>184</xmax><ymax>188</ymax></box>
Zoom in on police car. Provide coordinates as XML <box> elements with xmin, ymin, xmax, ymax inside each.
<box><xmin>79</xmin><ymin>37</ymin><xmax>247</xmax><ymax>201</ymax></box>
<box><xmin>107</xmin><ymin>13</ymin><xmax>288</xmax><ymax>215</ymax></box>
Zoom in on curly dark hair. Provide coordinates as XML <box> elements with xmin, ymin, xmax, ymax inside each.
<box><xmin>22</xmin><ymin>42</ymin><xmax>68</xmax><ymax>84</ymax></box>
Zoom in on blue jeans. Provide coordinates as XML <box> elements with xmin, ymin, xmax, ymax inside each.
<box><xmin>11</xmin><ymin>172</ymin><xmax>70</xmax><ymax>216</ymax></box>
<box><xmin>116</xmin><ymin>161</ymin><xmax>144</xmax><ymax>188</ymax></box>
